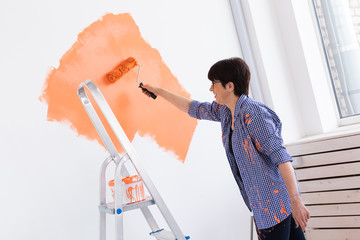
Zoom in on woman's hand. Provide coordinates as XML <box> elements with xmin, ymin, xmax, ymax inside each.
<box><xmin>141</xmin><ymin>83</ymin><xmax>159</xmax><ymax>96</ymax></box>
<box><xmin>278</xmin><ymin>161</ymin><xmax>310</xmax><ymax>232</ymax></box>
<box><xmin>290</xmin><ymin>195</ymin><xmax>310</xmax><ymax>231</ymax></box>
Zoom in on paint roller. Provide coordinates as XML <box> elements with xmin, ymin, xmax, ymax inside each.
<box><xmin>106</xmin><ymin>57</ymin><xmax>157</xmax><ymax>99</ymax></box>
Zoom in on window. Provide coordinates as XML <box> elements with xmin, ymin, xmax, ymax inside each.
<box><xmin>313</xmin><ymin>0</ymin><xmax>360</xmax><ymax>118</ymax></box>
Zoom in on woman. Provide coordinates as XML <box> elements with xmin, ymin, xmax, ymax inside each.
<box><xmin>142</xmin><ymin>57</ymin><xmax>310</xmax><ymax>240</ymax></box>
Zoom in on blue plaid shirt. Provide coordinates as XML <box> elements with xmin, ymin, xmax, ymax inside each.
<box><xmin>188</xmin><ymin>94</ymin><xmax>297</xmax><ymax>229</ymax></box>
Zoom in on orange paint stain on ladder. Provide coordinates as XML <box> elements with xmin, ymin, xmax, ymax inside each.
<box><xmin>39</xmin><ymin>13</ymin><xmax>197</xmax><ymax>162</ymax></box>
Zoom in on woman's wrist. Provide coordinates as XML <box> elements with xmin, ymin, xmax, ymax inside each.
<box><xmin>154</xmin><ymin>87</ymin><xmax>163</xmax><ymax>96</ymax></box>
<box><xmin>289</xmin><ymin>193</ymin><xmax>301</xmax><ymax>203</ymax></box>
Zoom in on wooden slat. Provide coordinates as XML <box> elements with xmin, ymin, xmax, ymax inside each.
<box><xmin>295</xmin><ymin>162</ymin><xmax>360</xmax><ymax>180</ymax></box>
<box><xmin>306</xmin><ymin>229</ymin><xmax>360</xmax><ymax>240</ymax></box>
<box><xmin>299</xmin><ymin>176</ymin><xmax>360</xmax><ymax>192</ymax></box>
<box><xmin>302</xmin><ymin>190</ymin><xmax>360</xmax><ymax>204</ymax></box>
<box><xmin>307</xmin><ymin>203</ymin><xmax>360</xmax><ymax>216</ymax></box>
<box><xmin>286</xmin><ymin>133</ymin><xmax>360</xmax><ymax>156</ymax></box>
<box><xmin>292</xmin><ymin>148</ymin><xmax>360</xmax><ymax>169</ymax></box>
<box><xmin>308</xmin><ymin>216</ymin><xmax>360</xmax><ymax>228</ymax></box>
<box><xmin>287</xmin><ymin>133</ymin><xmax>360</xmax><ymax>239</ymax></box>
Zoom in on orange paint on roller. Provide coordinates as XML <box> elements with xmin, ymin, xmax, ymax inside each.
<box><xmin>106</xmin><ymin>56</ymin><xmax>157</xmax><ymax>99</ymax></box>
<box><xmin>106</xmin><ymin>57</ymin><xmax>138</xmax><ymax>83</ymax></box>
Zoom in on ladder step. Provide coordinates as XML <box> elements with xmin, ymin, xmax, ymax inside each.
<box><xmin>99</xmin><ymin>198</ymin><xmax>155</xmax><ymax>214</ymax></box>
<box><xmin>150</xmin><ymin>229</ymin><xmax>176</xmax><ymax>240</ymax></box>
<box><xmin>150</xmin><ymin>229</ymin><xmax>190</xmax><ymax>240</ymax></box>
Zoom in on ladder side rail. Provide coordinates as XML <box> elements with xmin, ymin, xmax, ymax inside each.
<box><xmin>78</xmin><ymin>86</ymin><xmax>120</xmax><ymax>161</ymax></box>
<box><xmin>119</xmin><ymin>155</ymin><xmax>163</xmax><ymax>238</ymax></box>
<box><xmin>114</xmin><ymin>156</ymin><xmax>168</xmax><ymax>240</ymax></box>
<box><xmin>115</xmin><ymin>155</ymin><xmax>163</xmax><ymax>238</ymax></box>
<box><xmin>78</xmin><ymin>84</ymin><xmax>163</xmax><ymax>238</ymax></box>
<box><xmin>100</xmin><ymin>156</ymin><xmax>114</xmax><ymax>240</ymax></box>
<box><xmin>114</xmin><ymin>159</ymin><xmax>127</xmax><ymax>240</ymax></box>
<box><xmin>100</xmin><ymin>156</ymin><xmax>115</xmax><ymax>205</ymax></box>
<box><xmin>140</xmin><ymin>207</ymin><xmax>161</xmax><ymax>236</ymax></box>
<box><xmin>78</xmin><ymin>81</ymin><xmax>171</xmax><ymax>239</ymax></box>
<box><xmin>82</xmin><ymin>80</ymin><xmax>186</xmax><ymax>240</ymax></box>
<box><xmin>78</xmin><ymin>85</ymin><xmax>127</xmax><ymax>177</ymax></box>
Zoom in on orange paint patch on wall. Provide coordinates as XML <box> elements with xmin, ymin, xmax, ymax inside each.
<box><xmin>40</xmin><ymin>13</ymin><xmax>197</xmax><ymax>162</ymax></box>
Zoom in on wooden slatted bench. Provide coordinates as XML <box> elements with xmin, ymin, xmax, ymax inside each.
<box><xmin>286</xmin><ymin>132</ymin><xmax>360</xmax><ymax>240</ymax></box>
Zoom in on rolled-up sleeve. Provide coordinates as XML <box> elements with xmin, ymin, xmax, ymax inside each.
<box><xmin>188</xmin><ymin>100</ymin><xmax>222</xmax><ymax>122</ymax></box>
<box><xmin>244</xmin><ymin>104</ymin><xmax>292</xmax><ymax>166</ymax></box>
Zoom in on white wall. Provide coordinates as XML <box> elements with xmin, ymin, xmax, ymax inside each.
<box><xmin>0</xmin><ymin>0</ymin><xmax>252</xmax><ymax>240</ymax></box>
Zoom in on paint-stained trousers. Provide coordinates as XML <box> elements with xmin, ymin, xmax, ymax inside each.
<box><xmin>255</xmin><ymin>214</ymin><xmax>306</xmax><ymax>240</ymax></box>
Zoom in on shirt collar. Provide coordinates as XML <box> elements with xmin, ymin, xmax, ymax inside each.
<box><xmin>234</xmin><ymin>94</ymin><xmax>248</xmax><ymax>117</ymax></box>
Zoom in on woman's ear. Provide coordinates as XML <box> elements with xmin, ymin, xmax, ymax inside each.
<box><xmin>226</xmin><ymin>82</ymin><xmax>235</xmax><ymax>92</ymax></box>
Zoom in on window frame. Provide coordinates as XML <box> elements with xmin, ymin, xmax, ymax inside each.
<box><xmin>230</xmin><ymin>0</ymin><xmax>360</xmax><ymax>138</ymax></box>
<box><xmin>311</xmin><ymin>0</ymin><xmax>360</xmax><ymax>124</ymax></box>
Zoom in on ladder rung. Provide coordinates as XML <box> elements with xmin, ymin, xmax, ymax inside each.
<box><xmin>99</xmin><ymin>198</ymin><xmax>155</xmax><ymax>214</ymax></box>
<box><xmin>150</xmin><ymin>229</ymin><xmax>176</xmax><ymax>240</ymax></box>
<box><xmin>150</xmin><ymin>229</ymin><xmax>190</xmax><ymax>240</ymax></box>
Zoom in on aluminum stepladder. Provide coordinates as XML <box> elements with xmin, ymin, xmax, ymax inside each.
<box><xmin>77</xmin><ymin>80</ymin><xmax>189</xmax><ymax>240</ymax></box>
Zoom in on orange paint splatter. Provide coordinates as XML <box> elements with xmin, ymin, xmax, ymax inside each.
<box><xmin>274</xmin><ymin>190</ymin><xmax>279</xmax><ymax>194</ymax></box>
<box><xmin>280</xmin><ymin>201</ymin><xmax>288</xmax><ymax>217</ymax></box>
<box><xmin>255</xmin><ymin>188</ymin><xmax>263</xmax><ymax>209</ymax></box>
<box><xmin>274</xmin><ymin>213</ymin><xmax>280</xmax><ymax>223</ymax></box>
<box><xmin>243</xmin><ymin>138</ymin><xmax>255</xmax><ymax>165</ymax></box>
<box><xmin>254</xmin><ymin>138</ymin><xmax>263</xmax><ymax>152</ymax></box>
<box><xmin>126</xmin><ymin>184</ymin><xmax>147</xmax><ymax>203</ymax></box>
<box><xmin>244</xmin><ymin>113</ymin><xmax>251</xmax><ymax>125</ymax></box>
<box><xmin>40</xmin><ymin>13</ymin><xmax>197</xmax><ymax>162</ymax></box>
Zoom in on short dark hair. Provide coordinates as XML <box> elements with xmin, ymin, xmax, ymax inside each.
<box><xmin>208</xmin><ymin>57</ymin><xmax>251</xmax><ymax>96</ymax></box>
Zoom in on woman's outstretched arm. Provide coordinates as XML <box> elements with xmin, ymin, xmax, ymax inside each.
<box><xmin>142</xmin><ymin>84</ymin><xmax>192</xmax><ymax>113</ymax></box>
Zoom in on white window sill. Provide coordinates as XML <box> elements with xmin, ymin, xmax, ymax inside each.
<box><xmin>286</xmin><ymin>122</ymin><xmax>360</xmax><ymax>147</ymax></box>
<box><xmin>339</xmin><ymin>115</ymin><xmax>360</xmax><ymax>126</ymax></box>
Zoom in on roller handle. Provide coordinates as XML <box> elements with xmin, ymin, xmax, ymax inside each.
<box><xmin>139</xmin><ymin>83</ymin><xmax>157</xmax><ymax>99</ymax></box>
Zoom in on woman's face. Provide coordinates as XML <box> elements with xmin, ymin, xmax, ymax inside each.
<box><xmin>210</xmin><ymin>80</ymin><xmax>228</xmax><ymax>104</ymax></box>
